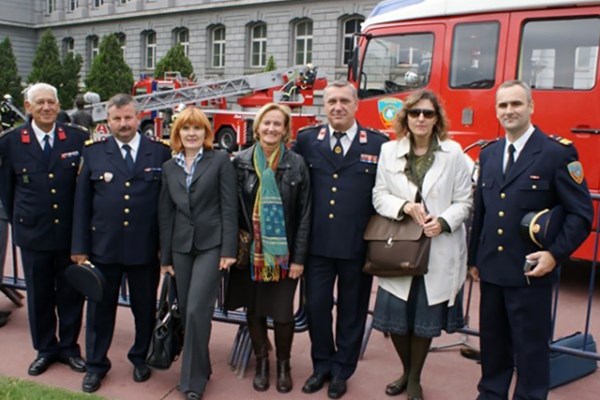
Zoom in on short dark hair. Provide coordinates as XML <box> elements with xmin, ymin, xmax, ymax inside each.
<box><xmin>107</xmin><ymin>93</ymin><xmax>137</xmax><ymax>112</ymax></box>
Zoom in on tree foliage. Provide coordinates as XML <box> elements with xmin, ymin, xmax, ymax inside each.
<box><xmin>0</xmin><ymin>37</ymin><xmax>22</xmax><ymax>107</ymax></box>
<box><xmin>85</xmin><ymin>33</ymin><xmax>133</xmax><ymax>101</ymax></box>
<box><xmin>264</xmin><ymin>55</ymin><xmax>277</xmax><ymax>72</ymax></box>
<box><xmin>61</xmin><ymin>52</ymin><xmax>83</xmax><ymax>108</ymax></box>
<box><xmin>154</xmin><ymin>45</ymin><xmax>194</xmax><ymax>80</ymax></box>
<box><xmin>28</xmin><ymin>29</ymin><xmax>63</xmax><ymax>90</ymax></box>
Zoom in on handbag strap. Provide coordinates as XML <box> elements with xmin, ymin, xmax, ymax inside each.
<box><xmin>238</xmin><ymin>190</ymin><xmax>252</xmax><ymax>231</ymax></box>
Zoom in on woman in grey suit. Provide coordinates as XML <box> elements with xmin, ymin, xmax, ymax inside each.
<box><xmin>158</xmin><ymin>106</ymin><xmax>238</xmax><ymax>400</ymax></box>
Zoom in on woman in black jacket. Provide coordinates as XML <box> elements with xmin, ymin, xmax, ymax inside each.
<box><xmin>226</xmin><ymin>103</ymin><xmax>311</xmax><ymax>393</ymax></box>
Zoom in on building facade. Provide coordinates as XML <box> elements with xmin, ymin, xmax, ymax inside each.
<box><xmin>0</xmin><ymin>0</ymin><xmax>380</xmax><ymax>89</ymax></box>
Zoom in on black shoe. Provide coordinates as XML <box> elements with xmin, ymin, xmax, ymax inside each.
<box><xmin>253</xmin><ymin>357</ymin><xmax>270</xmax><ymax>391</ymax></box>
<box><xmin>133</xmin><ymin>364</ymin><xmax>151</xmax><ymax>382</ymax></box>
<box><xmin>186</xmin><ymin>391</ymin><xmax>202</xmax><ymax>400</ymax></box>
<box><xmin>302</xmin><ymin>372</ymin><xmax>330</xmax><ymax>394</ymax></box>
<box><xmin>385</xmin><ymin>378</ymin><xmax>407</xmax><ymax>396</ymax></box>
<box><xmin>276</xmin><ymin>359</ymin><xmax>292</xmax><ymax>393</ymax></box>
<box><xmin>0</xmin><ymin>310</ymin><xmax>11</xmax><ymax>318</ymax></box>
<box><xmin>327</xmin><ymin>377</ymin><xmax>347</xmax><ymax>399</ymax></box>
<box><xmin>82</xmin><ymin>372</ymin><xmax>105</xmax><ymax>393</ymax></box>
<box><xmin>28</xmin><ymin>356</ymin><xmax>56</xmax><ymax>376</ymax></box>
<box><xmin>0</xmin><ymin>316</ymin><xmax>7</xmax><ymax>328</ymax></box>
<box><xmin>59</xmin><ymin>355</ymin><xmax>86</xmax><ymax>373</ymax></box>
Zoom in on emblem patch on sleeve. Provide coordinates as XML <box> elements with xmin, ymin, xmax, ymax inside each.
<box><xmin>567</xmin><ymin>161</ymin><xmax>584</xmax><ymax>184</ymax></box>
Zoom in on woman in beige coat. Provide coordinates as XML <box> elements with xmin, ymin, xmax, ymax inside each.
<box><xmin>372</xmin><ymin>90</ymin><xmax>472</xmax><ymax>400</ymax></box>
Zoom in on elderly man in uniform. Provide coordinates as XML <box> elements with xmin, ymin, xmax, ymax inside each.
<box><xmin>468</xmin><ymin>80</ymin><xmax>593</xmax><ymax>400</ymax></box>
<box><xmin>0</xmin><ymin>199</ymin><xmax>11</xmax><ymax>327</ymax></box>
<box><xmin>293</xmin><ymin>81</ymin><xmax>388</xmax><ymax>399</ymax></box>
<box><xmin>71</xmin><ymin>93</ymin><xmax>171</xmax><ymax>393</ymax></box>
<box><xmin>0</xmin><ymin>83</ymin><xmax>88</xmax><ymax>374</ymax></box>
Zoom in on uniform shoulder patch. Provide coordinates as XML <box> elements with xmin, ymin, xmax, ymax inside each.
<box><xmin>549</xmin><ymin>135</ymin><xmax>572</xmax><ymax>146</ymax></box>
<box><xmin>148</xmin><ymin>136</ymin><xmax>170</xmax><ymax>147</ymax></box>
<box><xmin>85</xmin><ymin>137</ymin><xmax>107</xmax><ymax>146</ymax></box>
<box><xmin>567</xmin><ymin>161</ymin><xmax>584</xmax><ymax>184</ymax></box>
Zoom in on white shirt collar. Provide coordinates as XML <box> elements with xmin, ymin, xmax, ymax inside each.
<box><xmin>328</xmin><ymin>121</ymin><xmax>358</xmax><ymax>154</ymax></box>
<box><xmin>31</xmin><ymin>120</ymin><xmax>55</xmax><ymax>147</ymax></box>
<box><xmin>115</xmin><ymin>133</ymin><xmax>141</xmax><ymax>159</ymax></box>
<box><xmin>504</xmin><ymin>124</ymin><xmax>534</xmax><ymax>162</ymax></box>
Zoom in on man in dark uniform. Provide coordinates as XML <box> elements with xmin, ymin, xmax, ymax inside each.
<box><xmin>0</xmin><ymin>83</ymin><xmax>88</xmax><ymax>375</ymax></box>
<box><xmin>0</xmin><ymin>199</ymin><xmax>11</xmax><ymax>327</ymax></box>
<box><xmin>468</xmin><ymin>80</ymin><xmax>593</xmax><ymax>400</ymax></box>
<box><xmin>293</xmin><ymin>81</ymin><xmax>388</xmax><ymax>399</ymax></box>
<box><xmin>71</xmin><ymin>93</ymin><xmax>171</xmax><ymax>393</ymax></box>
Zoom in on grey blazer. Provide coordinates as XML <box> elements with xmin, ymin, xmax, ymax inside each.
<box><xmin>158</xmin><ymin>149</ymin><xmax>238</xmax><ymax>265</ymax></box>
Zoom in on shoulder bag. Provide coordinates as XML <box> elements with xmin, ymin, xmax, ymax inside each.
<box><xmin>236</xmin><ymin>190</ymin><xmax>252</xmax><ymax>269</ymax></box>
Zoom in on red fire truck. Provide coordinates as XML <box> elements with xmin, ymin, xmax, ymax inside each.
<box><xmin>348</xmin><ymin>0</ymin><xmax>600</xmax><ymax>261</ymax></box>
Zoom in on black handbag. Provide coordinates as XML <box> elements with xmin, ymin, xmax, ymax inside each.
<box><xmin>363</xmin><ymin>213</ymin><xmax>431</xmax><ymax>277</ymax></box>
<box><xmin>146</xmin><ymin>273</ymin><xmax>184</xmax><ymax>370</ymax></box>
<box><xmin>235</xmin><ymin>191</ymin><xmax>252</xmax><ymax>269</ymax></box>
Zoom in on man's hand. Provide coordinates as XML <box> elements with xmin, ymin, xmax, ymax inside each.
<box><xmin>71</xmin><ymin>254</ymin><xmax>88</xmax><ymax>265</ymax></box>
<box><xmin>289</xmin><ymin>263</ymin><xmax>304</xmax><ymax>279</ymax></box>
<box><xmin>161</xmin><ymin>265</ymin><xmax>175</xmax><ymax>276</ymax></box>
<box><xmin>524</xmin><ymin>251</ymin><xmax>557</xmax><ymax>278</ymax></box>
<box><xmin>220</xmin><ymin>257</ymin><xmax>236</xmax><ymax>271</ymax></box>
<box><xmin>468</xmin><ymin>266</ymin><xmax>480</xmax><ymax>281</ymax></box>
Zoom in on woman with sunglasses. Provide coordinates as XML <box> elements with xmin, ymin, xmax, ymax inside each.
<box><xmin>372</xmin><ymin>90</ymin><xmax>472</xmax><ymax>400</ymax></box>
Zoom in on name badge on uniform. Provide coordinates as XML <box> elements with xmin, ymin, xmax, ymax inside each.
<box><xmin>360</xmin><ymin>154</ymin><xmax>378</xmax><ymax>164</ymax></box>
<box><xmin>103</xmin><ymin>172</ymin><xmax>113</xmax><ymax>183</ymax></box>
<box><xmin>317</xmin><ymin>128</ymin><xmax>326</xmax><ymax>141</ymax></box>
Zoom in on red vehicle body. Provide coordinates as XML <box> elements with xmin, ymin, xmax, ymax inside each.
<box><xmin>349</xmin><ymin>0</ymin><xmax>600</xmax><ymax>261</ymax></box>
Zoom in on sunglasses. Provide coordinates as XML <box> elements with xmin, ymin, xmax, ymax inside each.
<box><xmin>406</xmin><ymin>108</ymin><xmax>436</xmax><ymax>119</ymax></box>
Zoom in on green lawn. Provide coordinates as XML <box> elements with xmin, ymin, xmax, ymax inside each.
<box><xmin>0</xmin><ymin>376</ymin><xmax>103</xmax><ymax>400</ymax></box>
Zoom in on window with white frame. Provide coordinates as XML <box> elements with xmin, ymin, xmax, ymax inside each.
<box><xmin>94</xmin><ymin>0</ymin><xmax>104</xmax><ymax>7</ymax></box>
<box><xmin>294</xmin><ymin>20</ymin><xmax>313</xmax><ymax>65</ymax></box>
<box><xmin>342</xmin><ymin>17</ymin><xmax>364</xmax><ymax>65</ymax></box>
<box><xmin>63</xmin><ymin>38</ymin><xmax>75</xmax><ymax>57</ymax></box>
<box><xmin>69</xmin><ymin>0</ymin><xmax>79</xmax><ymax>11</ymax></box>
<box><xmin>90</xmin><ymin>36</ymin><xmax>99</xmax><ymax>60</ymax></box>
<box><xmin>250</xmin><ymin>24</ymin><xmax>267</xmax><ymax>68</ymax></box>
<box><xmin>116</xmin><ymin>33</ymin><xmax>126</xmax><ymax>56</ymax></box>
<box><xmin>176</xmin><ymin>28</ymin><xmax>190</xmax><ymax>57</ymax></box>
<box><xmin>212</xmin><ymin>26</ymin><xmax>226</xmax><ymax>68</ymax></box>
<box><xmin>47</xmin><ymin>0</ymin><xmax>56</xmax><ymax>14</ymax></box>
<box><xmin>145</xmin><ymin>31</ymin><xmax>157</xmax><ymax>69</ymax></box>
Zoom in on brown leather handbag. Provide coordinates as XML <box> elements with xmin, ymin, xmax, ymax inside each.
<box><xmin>363</xmin><ymin>213</ymin><xmax>431</xmax><ymax>277</ymax></box>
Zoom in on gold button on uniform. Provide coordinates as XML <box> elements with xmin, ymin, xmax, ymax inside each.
<box><xmin>48</xmin><ymin>173</ymin><xmax>54</xmax><ymax>179</ymax></box>
<box><xmin>329</xmin><ymin>200</ymin><xmax>335</xmax><ymax>206</ymax></box>
<box><xmin>500</xmin><ymin>193</ymin><xmax>506</xmax><ymax>199</ymax></box>
<box><xmin>333</xmin><ymin>174</ymin><xmax>338</xmax><ymax>179</ymax></box>
<box><xmin>532</xmin><ymin>184</ymin><xmax>537</xmax><ymax>189</ymax></box>
<box><xmin>328</xmin><ymin>213</ymin><xmax>334</xmax><ymax>219</ymax></box>
<box><xmin>53</xmin><ymin>204</ymin><xmax>58</xmax><ymax>209</ymax></box>
<box><xmin>51</xmin><ymin>188</ymin><xmax>57</xmax><ymax>194</ymax></box>
<box><xmin>331</xmin><ymin>187</ymin><xmax>337</xmax><ymax>193</ymax></box>
<box><xmin>124</xmin><ymin>194</ymin><xmax>130</xmax><ymax>200</ymax></box>
<box><xmin>498</xmin><ymin>246</ymin><xmax>504</xmax><ymax>252</ymax></box>
<box><xmin>497</xmin><ymin>229</ymin><xmax>503</xmax><ymax>235</ymax></box>
<box><xmin>123</xmin><ymin>221</ymin><xmax>129</xmax><ymax>227</ymax></box>
<box><xmin>124</xmin><ymin>208</ymin><xmax>130</xmax><ymax>214</ymax></box>
<box><xmin>125</xmin><ymin>182</ymin><xmax>131</xmax><ymax>187</ymax></box>
<box><xmin>498</xmin><ymin>211</ymin><xmax>504</xmax><ymax>217</ymax></box>
<box><xmin>54</xmin><ymin>219</ymin><xmax>59</xmax><ymax>224</ymax></box>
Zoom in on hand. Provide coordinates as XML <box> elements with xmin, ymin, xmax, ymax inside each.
<box><xmin>524</xmin><ymin>251</ymin><xmax>557</xmax><ymax>278</ymax></box>
<box><xmin>468</xmin><ymin>266</ymin><xmax>480</xmax><ymax>281</ymax></box>
<box><xmin>220</xmin><ymin>257</ymin><xmax>237</xmax><ymax>271</ymax></box>
<box><xmin>403</xmin><ymin>202</ymin><xmax>428</xmax><ymax>226</ymax></box>
<box><xmin>161</xmin><ymin>265</ymin><xmax>175</xmax><ymax>276</ymax></box>
<box><xmin>289</xmin><ymin>263</ymin><xmax>304</xmax><ymax>279</ymax></box>
<box><xmin>422</xmin><ymin>216</ymin><xmax>441</xmax><ymax>237</ymax></box>
<box><xmin>71</xmin><ymin>254</ymin><xmax>88</xmax><ymax>265</ymax></box>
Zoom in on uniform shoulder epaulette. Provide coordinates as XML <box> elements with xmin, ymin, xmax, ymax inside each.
<box><xmin>85</xmin><ymin>136</ymin><xmax>108</xmax><ymax>146</ymax></box>
<box><xmin>549</xmin><ymin>134</ymin><xmax>572</xmax><ymax>146</ymax></box>
<box><xmin>0</xmin><ymin>127</ymin><xmax>16</xmax><ymax>140</ymax></box>
<box><xmin>148</xmin><ymin>135</ymin><xmax>170</xmax><ymax>147</ymax></box>
<box><xmin>480</xmin><ymin>138</ymin><xmax>500</xmax><ymax>150</ymax></box>
<box><xmin>65</xmin><ymin>122</ymin><xmax>89</xmax><ymax>133</ymax></box>
<box><xmin>365</xmin><ymin>127</ymin><xmax>388</xmax><ymax>139</ymax></box>
<box><xmin>297</xmin><ymin>124</ymin><xmax>321</xmax><ymax>134</ymax></box>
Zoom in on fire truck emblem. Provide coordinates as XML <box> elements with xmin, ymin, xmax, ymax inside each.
<box><xmin>378</xmin><ymin>98</ymin><xmax>403</xmax><ymax>129</ymax></box>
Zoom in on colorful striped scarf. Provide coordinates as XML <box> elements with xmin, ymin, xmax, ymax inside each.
<box><xmin>250</xmin><ymin>144</ymin><xmax>289</xmax><ymax>282</ymax></box>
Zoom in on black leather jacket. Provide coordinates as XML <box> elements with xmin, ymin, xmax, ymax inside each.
<box><xmin>233</xmin><ymin>145</ymin><xmax>311</xmax><ymax>265</ymax></box>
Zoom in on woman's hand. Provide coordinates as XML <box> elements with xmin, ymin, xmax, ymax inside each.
<box><xmin>71</xmin><ymin>254</ymin><xmax>88</xmax><ymax>265</ymax></box>
<box><xmin>161</xmin><ymin>265</ymin><xmax>175</xmax><ymax>276</ymax></box>
<box><xmin>289</xmin><ymin>263</ymin><xmax>304</xmax><ymax>279</ymax></box>
<box><xmin>220</xmin><ymin>257</ymin><xmax>237</xmax><ymax>271</ymax></box>
<box><xmin>403</xmin><ymin>202</ymin><xmax>428</xmax><ymax>226</ymax></box>
<box><xmin>422</xmin><ymin>217</ymin><xmax>442</xmax><ymax>237</ymax></box>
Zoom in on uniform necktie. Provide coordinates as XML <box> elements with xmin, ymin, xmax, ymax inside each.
<box><xmin>332</xmin><ymin>131</ymin><xmax>346</xmax><ymax>160</ymax></box>
<box><xmin>42</xmin><ymin>135</ymin><xmax>52</xmax><ymax>163</ymax></box>
<box><xmin>122</xmin><ymin>144</ymin><xmax>135</xmax><ymax>173</ymax></box>
<box><xmin>504</xmin><ymin>144</ymin><xmax>515</xmax><ymax>179</ymax></box>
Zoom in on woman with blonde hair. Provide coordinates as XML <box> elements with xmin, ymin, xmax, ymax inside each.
<box><xmin>372</xmin><ymin>90</ymin><xmax>472</xmax><ymax>400</ymax></box>
<box><xmin>226</xmin><ymin>103</ymin><xmax>311</xmax><ymax>393</ymax></box>
<box><xmin>159</xmin><ymin>106</ymin><xmax>238</xmax><ymax>400</ymax></box>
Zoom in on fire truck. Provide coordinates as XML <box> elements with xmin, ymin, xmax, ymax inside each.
<box><xmin>92</xmin><ymin>65</ymin><xmax>326</xmax><ymax>151</ymax></box>
<box><xmin>348</xmin><ymin>0</ymin><xmax>600</xmax><ymax>261</ymax></box>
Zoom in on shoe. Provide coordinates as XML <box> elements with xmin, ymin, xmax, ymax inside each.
<box><xmin>0</xmin><ymin>310</ymin><xmax>11</xmax><ymax>318</ymax></box>
<box><xmin>28</xmin><ymin>356</ymin><xmax>56</xmax><ymax>376</ymax></box>
<box><xmin>133</xmin><ymin>364</ymin><xmax>151</xmax><ymax>382</ymax></box>
<box><xmin>59</xmin><ymin>355</ymin><xmax>86</xmax><ymax>373</ymax></box>
<box><xmin>385</xmin><ymin>378</ymin><xmax>407</xmax><ymax>396</ymax></box>
<box><xmin>253</xmin><ymin>357</ymin><xmax>270</xmax><ymax>391</ymax></box>
<box><xmin>186</xmin><ymin>391</ymin><xmax>202</xmax><ymax>400</ymax></box>
<box><xmin>302</xmin><ymin>372</ymin><xmax>330</xmax><ymax>394</ymax></box>
<box><xmin>276</xmin><ymin>359</ymin><xmax>292</xmax><ymax>393</ymax></box>
<box><xmin>327</xmin><ymin>377</ymin><xmax>347</xmax><ymax>399</ymax></box>
<box><xmin>82</xmin><ymin>372</ymin><xmax>105</xmax><ymax>393</ymax></box>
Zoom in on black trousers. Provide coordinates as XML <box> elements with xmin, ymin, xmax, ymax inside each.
<box><xmin>85</xmin><ymin>261</ymin><xmax>159</xmax><ymax>374</ymax></box>
<box><xmin>21</xmin><ymin>249</ymin><xmax>84</xmax><ymax>358</ymax></box>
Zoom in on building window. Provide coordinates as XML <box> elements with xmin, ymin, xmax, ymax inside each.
<box><xmin>211</xmin><ymin>26</ymin><xmax>226</xmax><ymax>68</ymax></box>
<box><xmin>175</xmin><ymin>28</ymin><xmax>190</xmax><ymax>57</ymax></box>
<box><xmin>94</xmin><ymin>0</ymin><xmax>104</xmax><ymax>7</ymax></box>
<box><xmin>294</xmin><ymin>20</ymin><xmax>313</xmax><ymax>65</ymax></box>
<box><xmin>89</xmin><ymin>36</ymin><xmax>99</xmax><ymax>60</ymax></box>
<box><xmin>144</xmin><ymin>31</ymin><xmax>157</xmax><ymax>69</ymax></box>
<box><xmin>116</xmin><ymin>33</ymin><xmax>126</xmax><ymax>56</ymax></box>
<box><xmin>69</xmin><ymin>0</ymin><xmax>79</xmax><ymax>11</ymax></box>
<box><xmin>250</xmin><ymin>23</ymin><xmax>267</xmax><ymax>68</ymax></box>
<box><xmin>62</xmin><ymin>38</ymin><xmax>75</xmax><ymax>58</ymax></box>
<box><xmin>47</xmin><ymin>0</ymin><xmax>56</xmax><ymax>14</ymax></box>
<box><xmin>119</xmin><ymin>0</ymin><xmax>130</xmax><ymax>4</ymax></box>
<box><xmin>342</xmin><ymin>17</ymin><xmax>364</xmax><ymax>65</ymax></box>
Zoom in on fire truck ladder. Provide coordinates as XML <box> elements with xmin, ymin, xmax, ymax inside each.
<box><xmin>2</xmin><ymin>100</ymin><xmax>26</xmax><ymax>121</ymax></box>
<box><xmin>91</xmin><ymin>65</ymin><xmax>317</xmax><ymax>122</ymax></box>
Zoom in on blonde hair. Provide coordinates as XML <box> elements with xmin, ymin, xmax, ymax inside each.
<box><xmin>252</xmin><ymin>103</ymin><xmax>292</xmax><ymax>144</ymax></box>
<box><xmin>170</xmin><ymin>106</ymin><xmax>214</xmax><ymax>152</ymax></box>
<box><xmin>394</xmin><ymin>89</ymin><xmax>449</xmax><ymax>141</ymax></box>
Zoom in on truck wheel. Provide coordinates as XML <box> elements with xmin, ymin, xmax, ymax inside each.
<box><xmin>142</xmin><ymin>123</ymin><xmax>155</xmax><ymax>137</ymax></box>
<box><xmin>217</xmin><ymin>127</ymin><xmax>236</xmax><ymax>152</ymax></box>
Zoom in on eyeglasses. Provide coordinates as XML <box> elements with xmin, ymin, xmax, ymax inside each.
<box><xmin>406</xmin><ymin>108</ymin><xmax>436</xmax><ymax>119</ymax></box>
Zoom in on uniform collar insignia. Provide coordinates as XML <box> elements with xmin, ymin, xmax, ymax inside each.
<box><xmin>317</xmin><ymin>127</ymin><xmax>326</xmax><ymax>141</ymax></box>
<box><xmin>20</xmin><ymin>128</ymin><xmax>30</xmax><ymax>144</ymax></box>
